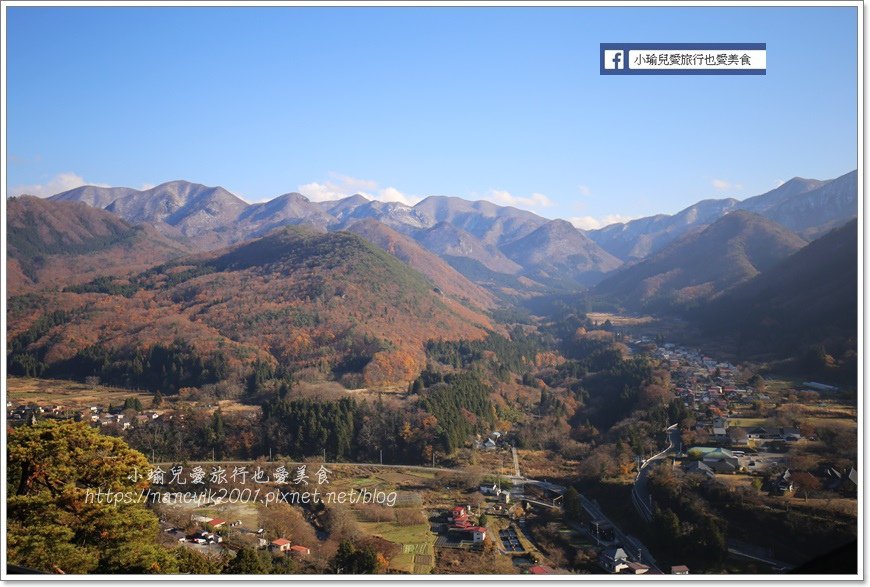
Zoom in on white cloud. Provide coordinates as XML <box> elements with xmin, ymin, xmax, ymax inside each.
<box><xmin>298</xmin><ymin>173</ymin><xmax>420</xmax><ymax>206</ymax></box>
<box><xmin>329</xmin><ymin>173</ymin><xmax>378</xmax><ymax>193</ymax></box>
<box><xmin>297</xmin><ymin>181</ymin><xmax>346</xmax><ymax>202</ymax></box>
<box><xmin>8</xmin><ymin>172</ymin><xmax>109</xmax><ymax>198</ymax></box>
<box><xmin>568</xmin><ymin>214</ymin><xmax>636</xmax><ymax>231</ymax></box>
<box><xmin>139</xmin><ymin>183</ymin><xmax>156</xmax><ymax>191</ymax></box>
<box><xmin>774</xmin><ymin>179</ymin><xmax>785</xmax><ymax>188</ymax></box>
<box><xmin>712</xmin><ymin>178</ymin><xmax>743</xmax><ymax>192</ymax></box>
<box><xmin>377</xmin><ymin>186</ymin><xmax>417</xmax><ymax>206</ymax></box>
<box><xmin>577</xmin><ymin>184</ymin><xmax>592</xmax><ymax>197</ymax></box>
<box><xmin>486</xmin><ymin>189</ymin><xmax>552</xmax><ymax>209</ymax></box>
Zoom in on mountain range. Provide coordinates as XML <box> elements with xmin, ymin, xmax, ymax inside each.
<box><xmin>7</xmin><ymin>168</ymin><xmax>858</xmax><ymax>387</ymax></box>
<box><xmin>7</xmin><ymin>196</ymin><xmax>190</xmax><ymax>294</ymax></box>
<box><xmin>691</xmin><ymin>218</ymin><xmax>858</xmax><ymax>368</ymax></box>
<box><xmin>30</xmin><ymin>168</ymin><xmax>856</xmax><ymax>297</ymax></box>
<box><xmin>593</xmin><ymin>210</ymin><xmax>808</xmax><ymax>310</ymax></box>
<box><xmin>587</xmin><ymin>170</ymin><xmax>857</xmax><ymax>261</ymax></box>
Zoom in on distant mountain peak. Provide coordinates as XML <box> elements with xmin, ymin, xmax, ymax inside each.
<box><xmin>37</xmin><ymin>169</ymin><xmax>857</xmax><ymax>294</ymax></box>
<box><xmin>588</xmin><ymin>169</ymin><xmax>856</xmax><ymax>260</ymax></box>
<box><xmin>594</xmin><ymin>210</ymin><xmax>807</xmax><ymax>310</ymax></box>
<box><xmin>271</xmin><ymin>192</ymin><xmax>311</xmax><ymax>202</ymax></box>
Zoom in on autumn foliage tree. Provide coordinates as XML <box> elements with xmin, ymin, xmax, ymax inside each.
<box><xmin>7</xmin><ymin>421</ymin><xmax>176</xmax><ymax>573</ymax></box>
<box><xmin>362</xmin><ymin>350</ymin><xmax>422</xmax><ymax>387</ymax></box>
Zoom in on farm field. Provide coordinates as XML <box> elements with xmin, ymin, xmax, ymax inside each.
<box><xmin>7</xmin><ymin>377</ymin><xmax>155</xmax><ymax>410</ymax></box>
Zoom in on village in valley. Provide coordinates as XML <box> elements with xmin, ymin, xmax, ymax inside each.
<box><xmin>651</xmin><ymin>340</ymin><xmax>857</xmax><ymax>498</ymax></box>
<box><xmin>6</xmin><ymin>327</ymin><xmax>857</xmax><ymax>576</ymax></box>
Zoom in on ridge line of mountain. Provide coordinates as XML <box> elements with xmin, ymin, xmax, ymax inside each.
<box><xmin>25</xmin><ymin>168</ymin><xmax>855</xmax><ymax>290</ymax></box>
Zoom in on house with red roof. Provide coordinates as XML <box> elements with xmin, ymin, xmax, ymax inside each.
<box><xmin>529</xmin><ymin>565</ymin><xmax>556</xmax><ymax>575</ymax></box>
<box><xmin>270</xmin><ymin>538</ymin><xmax>292</xmax><ymax>553</ymax></box>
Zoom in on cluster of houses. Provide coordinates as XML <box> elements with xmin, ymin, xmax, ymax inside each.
<box><xmin>7</xmin><ymin>402</ymin><xmax>95</xmax><ymax>426</ymax></box>
<box><xmin>173</xmin><ymin>516</ymin><xmax>311</xmax><ymax>557</ymax></box>
<box><xmin>479</xmin><ymin>482</ymin><xmax>511</xmax><ymax>503</ymax></box>
<box><xmin>649</xmin><ymin>341</ymin><xmax>860</xmax><ymax>501</ymax></box>
<box><xmin>6</xmin><ymin>401</ymin><xmax>162</xmax><ymax>430</ymax></box>
<box><xmin>700</xmin><ymin>417</ymin><xmax>804</xmax><ymax>447</ymax></box>
<box><xmin>769</xmin><ymin>466</ymin><xmax>858</xmax><ymax>497</ymax></box>
<box><xmin>649</xmin><ymin>343</ymin><xmax>809</xmax><ymax>473</ymax></box>
<box><xmin>682</xmin><ymin>453</ymin><xmax>858</xmax><ymax>498</ymax></box>
<box><xmin>435</xmin><ymin>505</ymin><xmax>489</xmax><ymax>549</ymax></box>
<box><xmin>447</xmin><ymin>505</ymin><xmax>487</xmax><ymax>543</ymax></box>
<box><xmin>650</xmin><ymin>341</ymin><xmax>773</xmax><ymax>417</ymax></box>
<box><xmin>656</xmin><ymin>343</ymin><xmax>835</xmax><ymax>448</ymax></box>
<box><xmin>165</xmin><ymin>517</ymin><xmax>228</xmax><ymax>545</ymax></box>
<box><xmin>743</xmin><ymin>425</ymin><xmax>802</xmax><ymax>442</ymax></box>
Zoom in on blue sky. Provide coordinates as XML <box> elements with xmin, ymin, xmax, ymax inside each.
<box><xmin>6</xmin><ymin>5</ymin><xmax>859</xmax><ymax>228</ymax></box>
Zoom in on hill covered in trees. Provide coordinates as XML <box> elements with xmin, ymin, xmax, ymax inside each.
<box><xmin>690</xmin><ymin>219</ymin><xmax>858</xmax><ymax>382</ymax></box>
<box><xmin>593</xmin><ymin>211</ymin><xmax>807</xmax><ymax>311</ymax></box>
<box><xmin>343</xmin><ymin>218</ymin><xmax>496</xmax><ymax>309</ymax></box>
<box><xmin>7</xmin><ymin>226</ymin><xmax>494</xmax><ymax>392</ymax></box>
<box><xmin>7</xmin><ymin>196</ymin><xmax>190</xmax><ymax>295</ymax></box>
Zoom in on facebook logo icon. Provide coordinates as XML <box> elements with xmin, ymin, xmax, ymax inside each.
<box><xmin>604</xmin><ymin>49</ymin><xmax>624</xmax><ymax>70</ymax></box>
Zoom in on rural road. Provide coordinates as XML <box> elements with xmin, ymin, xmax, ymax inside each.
<box><xmin>632</xmin><ymin>423</ymin><xmax>680</xmax><ymax>522</ymax></box>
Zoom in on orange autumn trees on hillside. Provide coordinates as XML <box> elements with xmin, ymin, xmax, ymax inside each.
<box><xmin>363</xmin><ymin>350</ymin><xmax>423</xmax><ymax>387</ymax></box>
<box><xmin>8</xmin><ymin>227</ymin><xmax>491</xmax><ymax>392</ymax></box>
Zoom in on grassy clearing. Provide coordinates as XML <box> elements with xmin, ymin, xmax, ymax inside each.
<box><xmin>358</xmin><ymin>521</ymin><xmax>431</xmax><ymax>545</ymax></box>
<box><xmin>213</xmin><ymin>399</ymin><xmax>260</xmax><ymax>415</ymax></box>
<box><xmin>727</xmin><ymin>417</ymin><xmax>769</xmax><ymax>428</ymax></box>
<box><xmin>797</xmin><ymin>403</ymin><xmax>857</xmax><ymax>428</ymax></box>
<box><xmin>763</xmin><ymin>378</ymin><xmax>803</xmax><ymax>394</ymax></box>
<box><xmin>586</xmin><ymin>312</ymin><xmax>655</xmax><ymax>327</ymax></box>
<box><xmin>787</xmin><ymin>496</ymin><xmax>858</xmax><ymax>517</ymax></box>
<box><xmin>7</xmin><ymin>376</ymin><xmax>263</xmax><ymax>416</ymax></box>
<box><xmin>7</xmin><ymin>376</ymin><xmax>155</xmax><ymax>409</ymax></box>
<box><xmin>804</xmin><ymin>416</ymin><xmax>857</xmax><ymax>432</ymax></box>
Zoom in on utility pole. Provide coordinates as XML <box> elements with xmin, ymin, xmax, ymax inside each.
<box><xmin>380</xmin><ymin>449</ymin><xmax>383</xmax><ymax>465</ymax></box>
